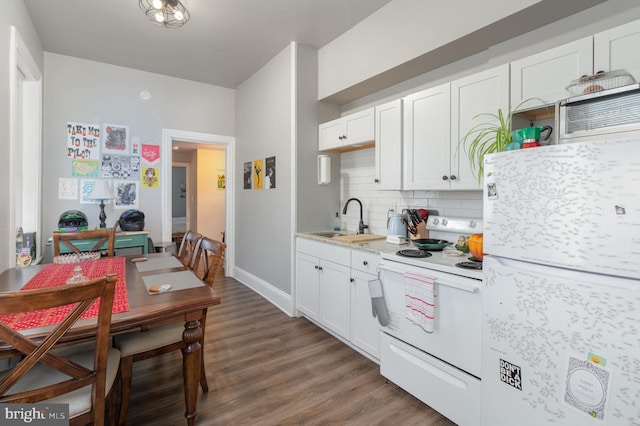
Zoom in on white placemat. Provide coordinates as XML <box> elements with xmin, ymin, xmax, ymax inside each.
<box><xmin>142</xmin><ymin>270</ymin><xmax>205</xmax><ymax>294</ymax></box>
<box><xmin>134</xmin><ymin>256</ymin><xmax>183</xmax><ymax>272</ymax></box>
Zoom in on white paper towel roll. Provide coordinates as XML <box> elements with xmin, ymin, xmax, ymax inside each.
<box><xmin>318</xmin><ymin>155</ymin><xmax>331</xmax><ymax>185</ymax></box>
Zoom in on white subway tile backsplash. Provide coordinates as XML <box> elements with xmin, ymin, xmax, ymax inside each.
<box><xmin>339</xmin><ymin>149</ymin><xmax>483</xmax><ymax>235</ymax></box>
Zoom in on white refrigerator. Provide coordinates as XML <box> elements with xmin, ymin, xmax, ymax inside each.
<box><xmin>481</xmin><ymin>136</ymin><xmax>640</xmax><ymax>425</ymax></box>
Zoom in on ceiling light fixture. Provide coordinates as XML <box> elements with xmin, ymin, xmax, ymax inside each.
<box><xmin>139</xmin><ymin>0</ymin><xmax>190</xmax><ymax>29</ymax></box>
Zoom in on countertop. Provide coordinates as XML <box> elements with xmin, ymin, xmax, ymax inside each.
<box><xmin>295</xmin><ymin>231</ymin><xmax>409</xmax><ymax>254</ymax></box>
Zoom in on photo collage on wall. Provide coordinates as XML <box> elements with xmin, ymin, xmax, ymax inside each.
<box><xmin>244</xmin><ymin>156</ymin><xmax>276</xmax><ymax>190</ymax></box>
<box><xmin>62</xmin><ymin>121</ymin><xmax>161</xmax><ymax>210</ymax></box>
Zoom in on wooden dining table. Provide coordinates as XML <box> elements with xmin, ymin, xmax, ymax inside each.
<box><xmin>0</xmin><ymin>252</ymin><xmax>221</xmax><ymax>426</ymax></box>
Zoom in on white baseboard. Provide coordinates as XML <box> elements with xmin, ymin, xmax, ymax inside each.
<box><xmin>231</xmin><ymin>266</ymin><xmax>295</xmax><ymax>317</ymax></box>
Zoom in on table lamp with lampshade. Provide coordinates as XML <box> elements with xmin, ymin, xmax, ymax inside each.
<box><xmin>88</xmin><ymin>180</ymin><xmax>116</xmax><ymax>229</ymax></box>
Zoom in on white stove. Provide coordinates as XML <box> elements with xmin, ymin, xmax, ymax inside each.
<box><xmin>380</xmin><ymin>216</ymin><xmax>483</xmax><ymax>280</ymax></box>
<box><xmin>376</xmin><ymin>215</ymin><xmax>483</xmax><ymax>426</ymax></box>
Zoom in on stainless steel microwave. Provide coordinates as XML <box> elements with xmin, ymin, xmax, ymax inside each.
<box><xmin>556</xmin><ymin>83</ymin><xmax>640</xmax><ymax>143</ymax></box>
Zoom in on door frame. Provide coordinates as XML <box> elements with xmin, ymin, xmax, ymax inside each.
<box><xmin>161</xmin><ymin>129</ymin><xmax>235</xmax><ymax>275</ymax></box>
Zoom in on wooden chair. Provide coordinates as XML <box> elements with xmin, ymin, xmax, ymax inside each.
<box><xmin>0</xmin><ymin>274</ymin><xmax>119</xmax><ymax>426</ymax></box>
<box><xmin>53</xmin><ymin>228</ymin><xmax>117</xmax><ymax>258</ymax></box>
<box><xmin>191</xmin><ymin>237</ymin><xmax>226</xmax><ymax>285</ymax></box>
<box><xmin>114</xmin><ymin>237</ymin><xmax>226</xmax><ymax>426</ymax></box>
<box><xmin>176</xmin><ymin>230</ymin><xmax>202</xmax><ymax>267</ymax></box>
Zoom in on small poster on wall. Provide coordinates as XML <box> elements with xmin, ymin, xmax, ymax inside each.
<box><xmin>102</xmin><ymin>123</ymin><xmax>130</xmax><ymax>155</ymax></box>
<box><xmin>217</xmin><ymin>170</ymin><xmax>226</xmax><ymax>189</ymax></box>
<box><xmin>142</xmin><ymin>167</ymin><xmax>159</xmax><ymax>188</ymax></box>
<box><xmin>72</xmin><ymin>159</ymin><xmax>100</xmax><ymax>177</ymax></box>
<box><xmin>243</xmin><ymin>162</ymin><xmax>252</xmax><ymax>189</ymax></box>
<box><xmin>79</xmin><ymin>179</ymin><xmax>101</xmax><ymax>204</ymax></box>
<box><xmin>101</xmin><ymin>154</ymin><xmax>140</xmax><ymax>180</ymax></box>
<box><xmin>67</xmin><ymin>122</ymin><xmax>100</xmax><ymax>160</ymax></box>
<box><xmin>265</xmin><ymin>156</ymin><xmax>276</xmax><ymax>189</ymax></box>
<box><xmin>58</xmin><ymin>178</ymin><xmax>78</xmax><ymax>200</ymax></box>
<box><xmin>113</xmin><ymin>181</ymin><xmax>139</xmax><ymax>209</ymax></box>
<box><xmin>253</xmin><ymin>159</ymin><xmax>263</xmax><ymax>190</ymax></box>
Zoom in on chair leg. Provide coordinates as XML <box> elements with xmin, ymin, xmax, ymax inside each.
<box><xmin>118</xmin><ymin>356</ymin><xmax>134</xmax><ymax>426</ymax></box>
<box><xmin>107</xmin><ymin>379</ymin><xmax>118</xmax><ymax>426</ymax></box>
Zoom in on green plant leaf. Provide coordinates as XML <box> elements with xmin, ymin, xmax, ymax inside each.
<box><xmin>459</xmin><ymin>97</ymin><xmax>549</xmax><ymax>183</ymax></box>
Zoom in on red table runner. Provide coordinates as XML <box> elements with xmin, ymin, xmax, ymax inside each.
<box><xmin>0</xmin><ymin>257</ymin><xmax>129</xmax><ymax>331</ymax></box>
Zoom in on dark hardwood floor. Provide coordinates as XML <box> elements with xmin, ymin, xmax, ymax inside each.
<box><xmin>124</xmin><ymin>274</ymin><xmax>457</xmax><ymax>425</ymax></box>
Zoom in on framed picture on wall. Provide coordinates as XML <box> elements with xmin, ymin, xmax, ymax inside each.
<box><xmin>265</xmin><ymin>156</ymin><xmax>276</xmax><ymax>189</ymax></box>
<box><xmin>243</xmin><ymin>162</ymin><xmax>252</xmax><ymax>189</ymax></box>
<box><xmin>253</xmin><ymin>159</ymin><xmax>263</xmax><ymax>190</ymax></box>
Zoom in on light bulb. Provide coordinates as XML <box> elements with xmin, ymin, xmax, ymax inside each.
<box><xmin>152</xmin><ymin>0</ymin><xmax>163</xmax><ymax>9</ymax></box>
<box><xmin>154</xmin><ymin>11</ymin><xmax>165</xmax><ymax>22</ymax></box>
<box><xmin>174</xmin><ymin>10</ymin><xmax>184</xmax><ymax>21</ymax></box>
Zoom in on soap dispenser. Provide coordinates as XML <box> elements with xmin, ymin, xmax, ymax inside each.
<box><xmin>333</xmin><ymin>212</ymin><xmax>341</xmax><ymax>231</ymax></box>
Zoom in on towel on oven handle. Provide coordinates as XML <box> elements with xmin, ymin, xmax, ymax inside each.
<box><xmin>404</xmin><ymin>272</ymin><xmax>436</xmax><ymax>333</ymax></box>
<box><xmin>368</xmin><ymin>278</ymin><xmax>389</xmax><ymax>326</ymax></box>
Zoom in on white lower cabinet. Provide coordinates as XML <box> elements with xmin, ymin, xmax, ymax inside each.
<box><xmin>296</xmin><ymin>237</ymin><xmax>381</xmax><ymax>361</ymax></box>
<box><xmin>350</xmin><ymin>249</ymin><xmax>381</xmax><ymax>359</ymax></box>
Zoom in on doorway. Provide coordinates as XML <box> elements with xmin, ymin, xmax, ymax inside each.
<box><xmin>161</xmin><ymin>129</ymin><xmax>235</xmax><ymax>275</ymax></box>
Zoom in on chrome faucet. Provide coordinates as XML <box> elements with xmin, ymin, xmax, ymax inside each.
<box><xmin>342</xmin><ymin>198</ymin><xmax>368</xmax><ymax>234</ymax></box>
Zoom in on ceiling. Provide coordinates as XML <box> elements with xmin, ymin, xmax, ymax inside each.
<box><xmin>23</xmin><ymin>0</ymin><xmax>392</xmax><ymax>90</ymax></box>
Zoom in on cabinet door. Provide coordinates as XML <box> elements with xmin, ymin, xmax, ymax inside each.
<box><xmin>320</xmin><ymin>259</ymin><xmax>351</xmax><ymax>340</ymax></box>
<box><xmin>343</xmin><ymin>107</ymin><xmax>374</xmax><ymax>146</ymax></box>
<box><xmin>296</xmin><ymin>252</ymin><xmax>320</xmax><ymax>320</ymax></box>
<box><xmin>510</xmin><ymin>37</ymin><xmax>593</xmax><ymax>108</ymax></box>
<box><xmin>374</xmin><ymin>99</ymin><xmax>402</xmax><ymax>190</ymax></box>
<box><xmin>594</xmin><ymin>19</ymin><xmax>640</xmax><ymax>82</ymax></box>
<box><xmin>351</xmin><ymin>270</ymin><xmax>381</xmax><ymax>360</ymax></box>
<box><xmin>403</xmin><ymin>83</ymin><xmax>451</xmax><ymax>190</ymax></box>
<box><xmin>451</xmin><ymin>64</ymin><xmax>509</xmax><ymax>190</ymax></box>
<box><xmin>319</xmin><ymin>118</ymin><xmax>343</xmax><ymax>151</ymax></box>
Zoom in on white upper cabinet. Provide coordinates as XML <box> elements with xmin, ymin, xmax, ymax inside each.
<box><xmin>594</xmin><ymin>19</ymin><xmax>640</xmax><ymax>82</ymax></box>
<box><xmin>510</xmin><ymin>37</ymin><xmax>593</xmax><ymax>109</ymax></box>
<box><xmin>403</xmin><ymin>83</ymin><xmax>451</xmax><ymax>190</ymax></box>
<box><xmin>374</xmin><ymin>99</ymin><xmax>402</xmax><ymax>190</ymax></box>
<box><xmin>319</xmin><ymin>107</ymin><xmax>374</xmax><ymax>151</ymax></box>
<box><xmin>451</xmin><ymin>64</ymin><xmax>509</xmax><ymax>190</ymax></box>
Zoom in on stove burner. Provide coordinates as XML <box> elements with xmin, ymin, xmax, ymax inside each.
<box><xmin>455</xmin><ymin>261</ymin><xmax>482</xmax><ymax>270</ymax></box>
<box><xmin>396</xmin><ymin>249</ymin><xmax>432</xmax><ymax>258</ymax></box>
<box><xmin>468</xmin><ymin>256</ymin><xmax>483</xmax><ymax>263</ymax></box>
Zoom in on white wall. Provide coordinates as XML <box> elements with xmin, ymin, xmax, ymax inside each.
<box><xmin>0</xmin><ymin>0</ymin><xmax>43</xmax><ymax>273</ymax></box>
<box><xmin>235</xmin><ymin>44</ymin><xmax>294</xmax><ymax>295</ymax></box>
<box><xmin>41</xmin><ymin>53</ymin><xmax>234</xmax><ymax>246</ymax></box>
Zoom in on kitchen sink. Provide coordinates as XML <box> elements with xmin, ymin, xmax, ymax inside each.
<box><xmin>309</xmin><ymin>231</ymin><xmax>348</xmax><ymax>238</ymax></box>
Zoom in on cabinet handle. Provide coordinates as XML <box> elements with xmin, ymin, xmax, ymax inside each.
<box><xmin>318</xmin><ymin>266</ymin><xmax>323</xmax><ymax>270</ymax></box>
<box><xmin>374</xmin><ymin>179</ymin><xmax>379</xmax><ymax>183</ymax></box>
<box><xmin>314</xmin><ymin>265</ymin><xmax>319</xmax><ymax>269</ymax></box>
<box><xmin>363</xmin><ymin>260</ymin><xmax>368</xmax><ymax>266</ymax></box>
<box><xmin>350</xmin><ymin>278</ymin><xmax>355</xmax><ymax>283</ymax></box>
<box><xmin>450</xmin><ymin>175</ymin><xmax>457</xmax><ymax>180</ymax></box>
<box><xmin>442</xmin><ymin>175</ymin><xmax>449</xmax><ymax>181</ymax></box>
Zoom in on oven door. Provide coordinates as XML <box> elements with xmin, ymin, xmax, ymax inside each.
<box><xmin>378</xmin><ymin>261</ymin><xmax>481</xmax><ymax>377</ymax></box>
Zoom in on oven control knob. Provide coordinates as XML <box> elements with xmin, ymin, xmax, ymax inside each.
<box><xmin>432</xmin><ymin>218</ymin><xmax>439</xmax><ymax>225</ymax></box>
<box><xmin>442</xmin><ymin>219</ymin><xmax>448</xmax><ymax>226</ymax></box>
<box><xmin>469</xmin><ymin>220</ymin><xmax>476</xmax><ymax>228</ymax></box>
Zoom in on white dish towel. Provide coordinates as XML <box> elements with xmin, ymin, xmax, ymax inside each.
<box><xmin>404</xmin><ymin>271</ymin><xmax>436</xmax><ymax>333</ymax></box>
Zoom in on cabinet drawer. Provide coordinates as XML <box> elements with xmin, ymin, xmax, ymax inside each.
<box><xmin>296</xmin><ymin>238</ymin><xmax>350</xmax><ymax>266</ymax></box>
<box><xmin>351</xmin><ymin>249</ymin><xmax>380</xmax><ymax>274</ymax></box>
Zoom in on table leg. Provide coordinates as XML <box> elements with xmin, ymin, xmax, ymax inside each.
<box><xmin>182</xmin><ymin>315</ymin><xmax>203</xmax><ymax>426</ymax></box>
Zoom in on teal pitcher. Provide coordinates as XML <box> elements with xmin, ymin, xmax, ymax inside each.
<box><xmin>513</xmin><ymin>126</ymin><xmax>553</xmax><ymax>149</ymax></box>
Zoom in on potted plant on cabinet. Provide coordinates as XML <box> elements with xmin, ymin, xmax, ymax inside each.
<box><xmin>461</xmin><ymin>98</ymin><xmax>548</xmax><ymax>183</ymax></box>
